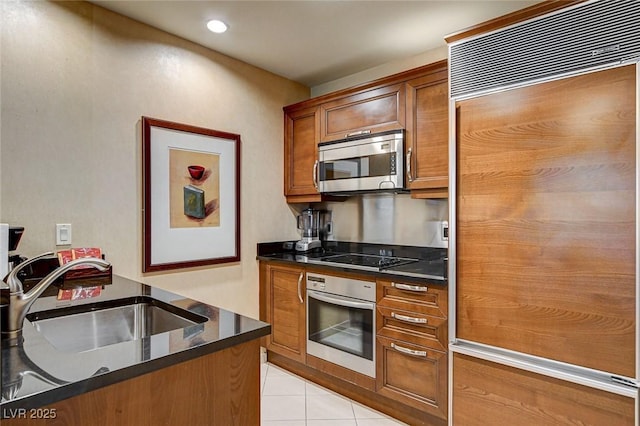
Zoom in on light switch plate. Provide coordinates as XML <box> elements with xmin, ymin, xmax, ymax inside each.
<box><xmin>56</xmin><ymin>224</ymin><xmax>72</xmax><ymax>246</ymax></box>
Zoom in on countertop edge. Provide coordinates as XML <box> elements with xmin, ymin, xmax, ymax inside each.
<box><xmin>256</xmin><ymin>254</ymin><xmax>447</xmax><ymax>286</ymax></box>
<box><xmin>1</xmin><ymin>325</ymin><xmax>270</xmax><ymax>412</ymax></box>
<box><xmin>1</xmin><ymin>275</ymin><xmax>271</xmax><ymax>414</ymax></box>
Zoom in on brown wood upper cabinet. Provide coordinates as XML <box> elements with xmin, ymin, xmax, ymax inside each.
<box><xmin>283</xmin><ymin>60</ymin><xmax>450</xmax><ymax>202</ymax></box>
<box><xmin>284</xmin><ymin>105</ymin><xmax>321</xmax><ymax>203</ymax></box>
<box><xmin>405</xmin><ymin>65</ymin><xmax>449</xmax><ymax>198</ymax></box>
<box><xmin>319</xmin><ymin>83</ymin><xmax>405</xmax><ymax>143</ymax></box>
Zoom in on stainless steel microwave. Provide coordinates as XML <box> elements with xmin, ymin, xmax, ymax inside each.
<box><xmin>316</xmin><ymin>130</ymin><xmax>404</xmax><ymax>193</ymax></box>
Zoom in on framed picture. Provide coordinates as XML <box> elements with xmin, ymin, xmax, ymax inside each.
<box><xmin>142</xmin><ymin>117</ymin><xmax>241</xmax><ymax>272</ymax></box>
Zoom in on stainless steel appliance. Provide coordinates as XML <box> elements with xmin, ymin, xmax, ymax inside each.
<box><xmin>306</xmin><ymin>272</ymin><xmax>376</xmax><ymax>377</ymax></box>
<box><xmin>317</xmin><ymin>130</ymin><xmax>404</xmax><ymax>193</ymax></box>
<box><xmin>295</xmin><ymin>208</ymin><xmax>322</xmax><ymax>252</ymax></box>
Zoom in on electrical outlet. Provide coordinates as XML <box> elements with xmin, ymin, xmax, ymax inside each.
<box><xmin>56</xmin><ymin>224</ymin><xmax>72</xmax><ymax>246</ymax></box>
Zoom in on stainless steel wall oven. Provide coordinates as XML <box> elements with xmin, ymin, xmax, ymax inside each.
<box><xmin>306</xmin><ymin>273</ymin><xmax>376</xmax><ymax>378</ymax></box>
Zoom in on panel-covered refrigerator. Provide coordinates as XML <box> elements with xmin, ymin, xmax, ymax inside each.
<box><xmin>448</xmin><ymin>1</ymin><xmax>640</xmax><ymax>425</ymax></box>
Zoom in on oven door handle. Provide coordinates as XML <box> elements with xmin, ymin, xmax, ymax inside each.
<box><xmin>307</xmin><ymin>290</ymin><xmax>374</xmax><ymax>311</ymax></box>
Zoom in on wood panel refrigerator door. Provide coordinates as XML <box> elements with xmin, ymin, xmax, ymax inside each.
<box><xmin>455</xmin><ymin>64</ymin><xmax>636</xmax><ymax>378</ymax></box>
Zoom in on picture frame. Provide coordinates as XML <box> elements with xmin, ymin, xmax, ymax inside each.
<box><xmin>142</xmin><ymin>116</ymin><xmax>241</xmax><ymax>272</ymax></box>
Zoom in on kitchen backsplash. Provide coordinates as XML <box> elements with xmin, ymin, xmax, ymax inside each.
<box><xmin>311</xmin><ymin>194</ymin><xmax>448</xmax><ymax>247</ymax></box>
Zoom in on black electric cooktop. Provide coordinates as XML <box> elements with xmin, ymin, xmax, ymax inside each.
<box><xmin>257</xmin><ymin>241</ymin><xmax>448</xmax><ymax>281</ymax></box>
<box><xmin>313</xmin><ymin>252</ymin><xmax>447</xmax><ymax>280</ymax></box>
<box><xmin>318</xmin><ymin>253</ymin><xmax>417</xmax><ymax>269</ymax></box>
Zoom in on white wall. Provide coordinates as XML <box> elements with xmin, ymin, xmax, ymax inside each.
<box><xmin>0</xmin><ymin>1</ymin><xmax>306</xmax><ymax>318</ymax></box>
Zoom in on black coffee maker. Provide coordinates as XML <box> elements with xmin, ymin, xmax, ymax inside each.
<box><xmin>8</xmin><ymin>227</ymin><xmax>26</xmax><ymax>272</ymax></box>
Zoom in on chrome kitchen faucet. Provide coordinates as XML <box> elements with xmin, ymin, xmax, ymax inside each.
<box><xmin>1</xmin><ymin>252</ymin><xmax>111</xmax><ymax>346</ymax></box>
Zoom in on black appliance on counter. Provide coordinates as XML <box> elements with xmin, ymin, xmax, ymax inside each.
<box><xmin>7</xmin><ymin>227</ymin><xmax>26</xmax><ymax>272</ymax></box>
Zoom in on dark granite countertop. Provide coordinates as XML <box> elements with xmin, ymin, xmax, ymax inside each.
<box><xmin>1</xmin><ymin>275</ymin><xmax>270</xmax><ymax>414</ymax></box>
<box><xmin>257</xmin><ymin>241</ymin><xmax>448</xmax><ymax>285</ymax></box>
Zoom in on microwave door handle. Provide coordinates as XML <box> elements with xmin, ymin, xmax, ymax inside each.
<box><xmin>312</xmin><ymin>160</ymin><xmax>319</xmax><ymax>191</ymax></box>
<box><xmin>307</xmin><ymin>290</ymin><xmax>374</xmax><ymax>311</ymax></box>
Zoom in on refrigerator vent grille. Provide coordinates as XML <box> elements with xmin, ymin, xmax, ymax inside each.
<box><xmin>450</xmin><ymin>0</ymin><xmax>640</xmax><ymax>97</ymax></box>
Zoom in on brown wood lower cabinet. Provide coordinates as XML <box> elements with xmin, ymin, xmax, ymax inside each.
<box><xmin>260</xmin><ymin>261</ymin><xmax>448</xmax><ymax>426</ymax></box>
<box><xmin>262</xmin><ymin>262</ymin><xmax>306</xmax><ymax>363</ymax></box>
<box><xmin>376</xmin><ymin>336</ymin><xmax>447</xmax><ymax>419</ymax></box>
<box><xmin>5</xmin><ymin>339</ymin><xmax>261</xmax><ymax>426</ymax></box>
<box><xmin>452</xmin><ymin>353</ymin><xmax>635</xmax><ymax>426</ymax></box>
<box><xmin>376</xmin><ymin>279</ymin><xmax>448</xmax><ymax>420</ymax></box>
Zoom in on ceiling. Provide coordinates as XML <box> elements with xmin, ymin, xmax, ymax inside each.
<box><xmin>91</xmin><ymin>1</ymin><xmax>541</xmax><ymax>88</ymax></box>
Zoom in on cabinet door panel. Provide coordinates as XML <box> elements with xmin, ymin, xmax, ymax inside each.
<box><xmin>453</xmin><ymin>353</ymin><xmax>635</xmax><ymax>426</ymax></box>
<box><xmin>265</xmin><ymin>264</ymin><xmax>306</xmax><ymax>362</ymax></box>
<box><xmin>456</xmin><ymin>65</ymin><xmax>636</xmax><ymax>376</ymax></box>
<box><xmin>405</xmin><ymin>69</ymin><xmax>448</xmax><ymax>192</ymax></box>
<box><xmin>284</xmin><ymin>106</ymin><xmax>320</xmax><ymax>201</ymax></box>
<box><xmin>320</xmin><ymin>84</ymin><xmax>405</xmax><ymax>142</ymax></box>
<box><xmin>376</xmin><ymin>336</ymin><xmax>447</xmax><ymax>419</ymax></box>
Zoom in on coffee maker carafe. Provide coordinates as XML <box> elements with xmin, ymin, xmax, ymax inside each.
<box><xmin>295</xmin><ymin>208</ymin><xmax>322</xmax><ymax>252</ymax></box>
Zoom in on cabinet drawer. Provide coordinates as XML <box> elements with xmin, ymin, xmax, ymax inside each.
<box><xmin>376</xmin><ymin>335</ymin><xmax>447</xmax><ymax>419</ymax></box>
<box><xmin>377</xmin><ymin>306</ymin><xmax>446</xmax><ymax>351</ymax></box>
<box><xmin>377</xmin><ymin>280</ymin><xmax>447</xmax><ymax>318</ymax></box>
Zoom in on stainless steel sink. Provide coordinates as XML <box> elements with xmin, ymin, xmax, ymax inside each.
<box><xmin>26</xmin><ymin>297</ymin><xmax>208</xmax><ymax>353</ymax></box>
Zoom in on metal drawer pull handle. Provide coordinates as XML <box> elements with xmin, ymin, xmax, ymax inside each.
<box><xmin>345</xmin><ymin>130</ymin><xmax>371</xmax><ymax>138</ymax></box>
<box><xmin>391</xmin><ymin>312</ymin><xmax>427</xmax><ymax>324</ymax></box>
<box><xmin>297</xmin><ymin>272</ymin><xmax>304</xmax><ymax>304</ymax></box>
<box><xmin>391</xmin><ymin>343</ymin><xmax>427</xmax><ymax>358</ymax></box>
<box><xmin>392</xmin><ymin>282</ymin><xmax>428</xmax><ymax>292</ymax></box>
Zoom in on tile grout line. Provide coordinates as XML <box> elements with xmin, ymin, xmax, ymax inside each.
<box><xmin>262</xmin><ymin>362</ymin><xmax>406</xmax><ymax>425</ymax></box>
<box><xmin>302</xmin><ymin>366</ymin><xmax>306</xmax><ymax>426</ymax></box>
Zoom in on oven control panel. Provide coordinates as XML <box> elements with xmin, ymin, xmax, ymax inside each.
<box><xmin>306</xmin><ymin>273</ymin><xmax>376</xmax><ymax>302</ymax></box>
<box><xmin>307</xmin><ymin>275</ymin><xmax>326</xmax><ymax>291</ymax></box>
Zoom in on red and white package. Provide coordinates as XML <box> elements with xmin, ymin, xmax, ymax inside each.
<box><xmin>57</xmin><ymin>286</ymin><xmax>102</xmax><ymax>301</ymax></box>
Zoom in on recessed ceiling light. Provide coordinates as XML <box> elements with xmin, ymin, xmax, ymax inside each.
<box><xmin>207</xmin><ymin>19</ymin><xmax>228</xmax><ymax>34</ymax></box>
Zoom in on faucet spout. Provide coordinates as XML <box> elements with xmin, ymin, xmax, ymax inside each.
<box><xmin>5</xmin><ymin>252</ymin><xmax>55</xmax><ymax>294</ymax></box>
<box><xmin>1</xmin><ymin>254</ymin><xmax>111</xmax><ymax>344</ymax></box>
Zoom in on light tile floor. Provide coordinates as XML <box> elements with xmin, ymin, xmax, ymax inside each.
<box><xmin>260</xmin><ymin>362</ymin><xmax>408</xmax><ymax>426</ymax></box>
